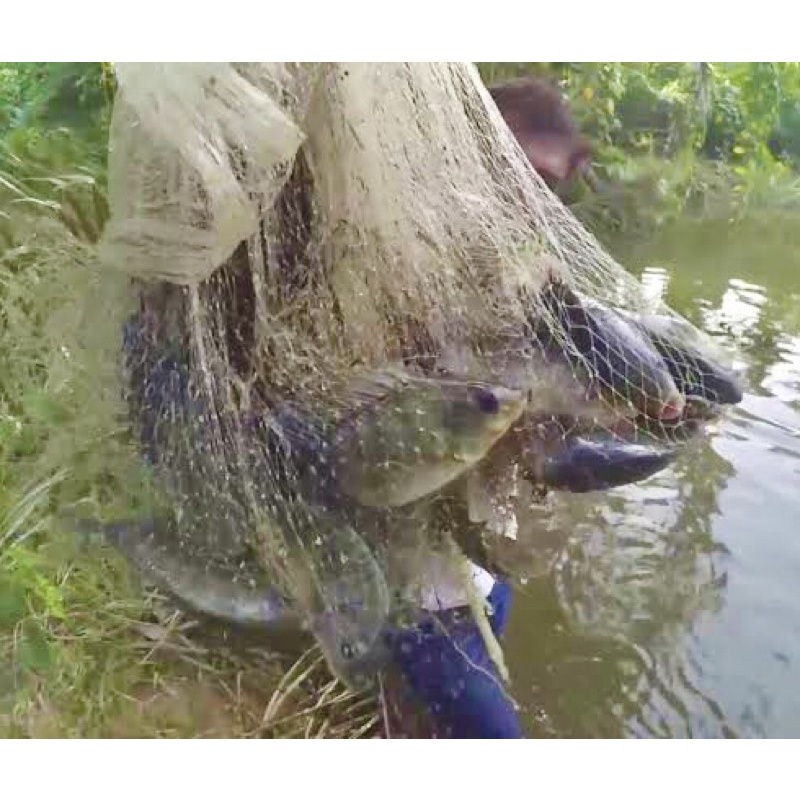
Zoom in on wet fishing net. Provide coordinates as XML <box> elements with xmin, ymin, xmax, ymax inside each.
<box><xmin>69</xmin><ymin>62</ymin><xmax>743</xmax><ymax>701</ymax></box>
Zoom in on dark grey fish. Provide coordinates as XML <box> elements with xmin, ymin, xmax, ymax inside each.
<box><xmin>69</xmin><ymin>516</ymin><xmax>298</xmax><ymax>628</ymax></box>
<box><xmin>546</xmin><ymin>438</ymin><xmax>675</xmax><ymax>493</ymax></box>
<box><xmin>515</xmin><ymin>419</ymin><xmax>677</xmax><ymax>494</ymax></box>
<box><xmin>533</xmin><ymin>279</ymin><xmax>685</xmax><ymax>421</ymax></box>
<box><xmin>621</xmin><ymin>310</ymin><xmax>744</xmax><ymax>406</ymax></box>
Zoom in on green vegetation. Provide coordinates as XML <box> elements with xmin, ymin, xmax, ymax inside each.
<box><xmin>478</xmin><ymin>62</ymin><xmax>800</xmax><ymax>239</ymax></box>
<box><xmin>0</xmin><ymin>63</ymin><xmax>380</xmax><ymax>737</ymax></box>
<box><xmin>1</xmin><ymin>62</ymin><xmax>798</xmax><ymax>738</ymax></box>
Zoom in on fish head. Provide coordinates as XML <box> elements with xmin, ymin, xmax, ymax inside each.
<box><xmin>436</xmin><ymin>382</ymin><xmax>526</xmax><ymax>461</ymax></box>
<box><xmin>309</xmin><ymin>599</ymin><xmax>391</xmax><ymax>692</ymax></box>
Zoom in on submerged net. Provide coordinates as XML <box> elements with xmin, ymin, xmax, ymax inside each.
<box><xmin>70</xmin><ymin>63</ymin><xmax>743</xmax><ymax>698</ymax></box>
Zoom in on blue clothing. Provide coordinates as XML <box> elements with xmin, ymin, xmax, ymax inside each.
<box><xmin>385</xmin><ymin>580</ymin><xmax>523</xmax><ymax>739</ymax></box>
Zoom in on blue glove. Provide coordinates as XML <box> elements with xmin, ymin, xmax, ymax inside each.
<box><xmin>487</xmin><ymin>578</ymin><xmax>513</xmax><ymax>638</ymax></box>
<box><xmin>385</xmin><ymin>579</ymin><xmax>523</xmax><ymax>739</ymax></box>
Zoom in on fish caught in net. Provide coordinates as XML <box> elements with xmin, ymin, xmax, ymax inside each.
<box><xmin>67</xmin><ymin>62</ymin><xmax>745</xmax><ymax>699</ymax></box>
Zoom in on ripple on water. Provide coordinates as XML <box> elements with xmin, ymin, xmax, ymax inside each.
<box><xmin>503</xmin><ymin>216</ymin><xmax>800</xmax><ymax>737</ymax></box>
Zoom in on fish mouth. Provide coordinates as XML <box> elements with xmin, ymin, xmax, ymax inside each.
<box><xmin>651</xmin><ymin>392</ymin><xmax>686</xmax><ymax>421</ymax></box>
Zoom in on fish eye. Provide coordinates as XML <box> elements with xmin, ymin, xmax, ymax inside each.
<box><xmin>340</xmin><ymin>642</ymin><xmax>354</xmax><ymax>660</ymax></box>
<box><xmin>473</xmin><ymin>387</ymin><xmax>500</xmax><ymax>414</ymax></box>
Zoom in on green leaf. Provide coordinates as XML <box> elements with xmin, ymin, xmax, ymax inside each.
<box><xmin>18</xmin><ymin>618</ymin><xmax>53</xmax><ymax>673</ymax></box>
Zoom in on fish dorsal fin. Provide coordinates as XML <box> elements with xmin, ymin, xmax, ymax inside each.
<box><xmin>340</xmin><ymin>363</ymin><xmax>419</xmax><ymax>409</ymax></box>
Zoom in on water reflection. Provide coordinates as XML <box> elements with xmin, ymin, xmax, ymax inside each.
<box><xmin>498</xmin><ymin>434</ymin><xmax>736</xmax><ymax>738</ymax></box>
<box><xmin>502</xmin><ymin>213</ymin><xmax>800</xmax><ymax>738</ymax></box>
<box><xmin>640</xmin><ymin>265</ymin><xmax>670</xmax><ymax>307</ymax></box>
<box><xmin>763</xmin><ymin>335</ymin><xmax>800</xmax><ymax>407</ymax></box>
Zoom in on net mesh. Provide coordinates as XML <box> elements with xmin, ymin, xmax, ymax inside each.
<box><xmin>76</xmin><ymin>62</ymin><xmax>744</xmax><ymax>695</ymax></box>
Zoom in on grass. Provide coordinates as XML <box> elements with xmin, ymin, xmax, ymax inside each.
<box><xmin>0</xmin><ymin>476</ymin><xmax>381</xmax><ymax>739</ymax></box>
<box><xmin>0</xmin><ymin>133</ymin><xmax>381</xmax><ymax>740</ymax></box>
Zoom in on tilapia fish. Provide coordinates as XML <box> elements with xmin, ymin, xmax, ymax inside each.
<box><xmin>619</xmin><ymin>309</ymin><xmax>744</xmax><ymax>406</ymax></box>
<box><xmin>327</xmin><ymin>368</ymin><xmax>526</xmax><ymax>508</ymax></box>
<box><xmin>68</xmin><ymin>512</ymin><xmax>392</xmax><ymax>691</ymax></box>
<box><xmin>534</xmin><ymin>279</ymin><xmax>685</xmax><ymax>421</ymax></box>
<box><xmin>69</xmin><ymin>516</ymin><xmax>298</xmax><ymax>628</ymax></box>
<box><xmin>265</xmin><ymin>509</ymin><xmax>393</xmax><ymax>692</ymax></box>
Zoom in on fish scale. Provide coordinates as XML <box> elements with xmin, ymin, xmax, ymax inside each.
<box><xmin>329</xmin><ymin>369</ymin><xmax>526</xmax><ymax>508</ymax></box>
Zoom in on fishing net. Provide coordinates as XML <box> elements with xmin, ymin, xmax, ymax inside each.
<box><xmin>78</xmin><ymin>62</ymin><xmax>742</xmax><ymax>697</ymax></box>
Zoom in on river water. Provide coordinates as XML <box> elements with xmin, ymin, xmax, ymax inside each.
<box><xmin>503</xmin><ymin>213</ymin><xmax>800</xmax><ymax>738</ymax></box>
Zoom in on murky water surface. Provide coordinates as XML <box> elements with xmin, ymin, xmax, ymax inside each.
<box><xmin>503</xmin><ymin>213</ymin><xmax>800</xmax><ymax>737</ymax></box>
